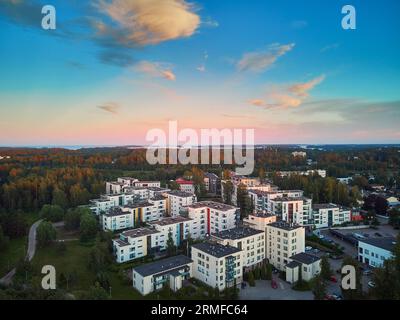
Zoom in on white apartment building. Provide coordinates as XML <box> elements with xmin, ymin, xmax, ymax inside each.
<box><xmin>107</xmin><ymin>178</ymin><xmax>161</xmax><ymax>194</ymax></box>
<box><xmin>102</xmin><ymin>198</ymin><xmax>166</xmax><ymax>231</ymax></box>
<box><xmin>276</xmin><ymin>170</ymin><xmax>327</xmax><ymax>178</ymax></box>
<box><xmin>134</xmin><ymin>181</ymin><xmax>161</xmax><ymax>188</ymax></box>
<box><xmin>187</xmin><ymin>201</ymin><xmax>238</xmax><ymax>238</ymax></box>
<box><xmin>270</xmin><ymin>197</ymin><xmax>313</xmax><ymax>226</ymax></box>
<box><xmin>243</xmin><ymin>212</ymin><xmax>277</xmax><ymax>232</ymax></box>
<box><xmin>148</xmin><ymin>216</ymin><xmax>194</xmax><ymax>248</ymax></box>
<box><xmin>191</xmin><ymin>242</ymin><xmax>243</xmax><ymax>291</ymax></box>
<box><xmin>248</xmin><ymin>189</ymin><xmax>304</xmax><ymax>212</ymax></box>
<box><xmin>113</xmin><ymin>228</ymin><xmax>161</xmax><ymax>263</ymax></box>
<box><xmin>132</xmin><ymin>255</ymin><xmax>193</xmax><ymax>295</ymax></box>
<box><xmin>105</xmin><ymin>181</ymin><xmax>126</xmax><ymax>195</ymax></box>
<box><xmin>358</xmin><ymin>237</ymin><xmax>396</xmax><ymax>268</ymax></box>
<box><xmin>266</xmin><ymin>222</ymin><xmax>305</xmax><ymax>271</ymax></box>
<box><xmin>312</xmin><ymin>204</ymin><xmax>352</xmax><ymax>228</ymax></box>
<box><xmin>211</xmin><ymin>227</ymin><xmax>265</xmax><ymax>269</ymax></box>
<box><xmin>163</xmin><ymin>190</ymin><xmax>197</xmax><ymax>217</ymax></box>
<box><xmin>291</xmin><ymin>151</ymin><xmax>307</xmax><ymax>158</ymax></box>
<box><xmin>102</xmin><ymin>207</ymin><xmax>135</xmax><ymax>231</ymax></box>
<box><xmin>285</xmin><ymin>252</ymin><xmax>321</xmax><ymax>283</ymax></box>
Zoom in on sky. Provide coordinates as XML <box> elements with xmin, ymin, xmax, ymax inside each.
<box><xmin>0</xmin><ymin>0</ymin><xmax>399</xmax><ymax>146</ymax></box>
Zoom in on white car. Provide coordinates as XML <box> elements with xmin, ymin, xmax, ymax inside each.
<box><xmin>368</xmin><ymin>281</ymin><xmax>376</xmax><ymax>288</ymax></box>
<box><xmin>305</xmin><ymin>246</ymin><xmax>313</xmax><ymax>251</ymax></box>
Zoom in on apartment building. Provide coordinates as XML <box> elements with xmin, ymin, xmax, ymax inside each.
<box><xmin>358</xmin><ymin>237</ymin><xmax>396</xmax><ymax>268</ymax></box>
<box><xmin>266</xmin><ymin>222</ymin><xmax>305</xmax><ymax>271</ymax></box>
<box><xmin>203</xmin><ymin>172</ymin><xmax>220</xmax><ymax>194</ymax></box>
<box><xmin>191</xmin><ymin>242</ymin><xmax>243</xmax><ymax>291</ymax></box>
<box><xmin>102</xmin><ymin>207</ymin><xmax>135</xmax><ymax>231</ymax></box>
<box><xmin>248</xmin><ymin>189</ymin><xmax>304</xmax><ymax>212</ymax></box>
<box><xmin>113</xmin><ymin>227</ymin><xmax>161</xmax><ymax>263</ymax></box>
<box><xmin>106</xmin><ymin>178</ymin><xmax>161</xmax><ymax>194</ymax></box>
<box><xmin>102</xmin><ymin>198</ymin><xmax>166</xmax><ymax>231</ymax></box>
<box><xmin>285</xmin><ymin>252</ymin><xmax>321</xmax><ymax>283</ymax></box>
<box><xmin>276</xmin><ymin>170</ymin><xmax>327</xmax><ymax>178</ymax></box>
<box><xmin>270</xmin><ymin>197</ymin><xmax>312</xmax><ymax>226</ymax></box>
<box><xmin>132</xmin><ymin>255</ymin><xmax>193</xmax><ymax>295</ymax></box>
<box><xmin>312</xmin><ymin>204</ymin><xmax>352</xmax><ymax>228</ymax></box>
<box><xmin>211</xmin><ymin>227</ymin><xmax>265</xmax><ymax>269</ymax></box>
<box><xmin>243</xmin><ymin>212</ymin><xmax>277</xmax><ymax>231</ymax></box>
<box><xmin>175</xmin><ymin>178</ymin><xmax>196</xmax><ymax>194</ymax></box>
<box><xmin>105</xmin><ymin>181</ymin><xmax>126</xmax><ymax>195</ymax></box>
<box><xmin>163</xmin><ymin>190</ymin><xmax>197</xmax><ymax>217</ymax></box>
<box><xmin>187</xmin><ymin>201</ymin><xmax>238</xmax><ymax>238</ymax></box>
<box><xmin>148</xmin><ymin>216</ymin><xmax>194</xmax><ymax>247</ymax></box>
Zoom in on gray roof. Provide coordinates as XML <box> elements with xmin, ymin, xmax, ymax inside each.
<box><xmin>133</xmin><ymin>255</ymin><xmax>192</xmax><ymax>277</ymax></box>
<box><xmin>188</xmin><ymin>201</ymin><xmax>237</xmax><ymax>211</ymax></box>
<box><xmin>191</xmin><ymin>242</ymin><xmax>241</xmax><ymax>258</ymax></box>
<box><xmin>313</xmin><ymin>203</ymin><xmax>338</xmax><ymax>210</ymax></box>
<box><xmin>121</xmin><ymin>227</ymin><xmax>159</xmax><ymax>239</ymax></box>
<box><xmin>166</xmin><ymin>190</ymin><xmax>195</xmax><ymax>198</ymax></box>
<box><xmin>290</xmin><ymin>252</ymin><xmax>321</xmax><ymax>265</ymax></box>
<box><xmin>268</xmin><ymin>221</ymin><xmax>303</xmax><ymax>231</ymax></box>
<box><xmin>286</xmin><ymin>260</ymin><xmax>301</xmax><ymax>269</ymax></box>
<box><xmin>359</xmin><ymin>237</ymin><xmax>397</xmax><ymax>252</ymax></box>
<box><xmin>212</xmin><ymin>227</ymin><xmax>264</xmax><ymax>240</ymax></box>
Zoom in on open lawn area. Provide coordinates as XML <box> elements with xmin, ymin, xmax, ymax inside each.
<box><xmin>31</xmin><ymin>240</ymin><xmax>150</xmax><ymax>300</ymax></box>
<box><xmin>0</xmin><ymin>236</ymin><xmax>27</xmax><ymax>276</ymax></box>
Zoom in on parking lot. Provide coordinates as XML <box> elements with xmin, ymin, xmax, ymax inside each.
<box><xmin>239</xmin><ymin>278</ymin><xmax>313</xmax><ymax>300</ymax></box>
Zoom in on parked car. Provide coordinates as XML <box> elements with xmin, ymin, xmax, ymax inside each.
<box><xmin>313</xmin><ymin>248</ymin><xmax>320</xmax><ymax>254</ymax></box>
<box><xmin>374</xmin><ymin>232</ymin><xmax>382</xmax><ymax>237</ymax></box>
<box><xmin>332</xmin><ymin>293</ymin><xmax>343</xmax><ymax>300</ymax></box>
<box><xmin>305</xmin><ymin>246</ymin><xmax>313</xmax><ymax>251</ymax></box>
<box><xmin>324</xmin><ymin>294</ymin><xmax>335</xmax><ymax>300</ymax></box>
<box><xmin>271</xmin><ymin>280</ymin><xmax>278</xmax><ymax>289</ymax></box>
<box><xmin>330</xmin><ymin>276</ymin><xmax>338</xmax><ymax>283</ymax></box>
<box><xmin>368</xmin><ymin>281</ymin><xmax>376</xmax><ymax>288</ymax></box>
<box><xmin>241</xmin><ymin>282</ymin><xmax>247</xmax><ymax>289</ymax></box>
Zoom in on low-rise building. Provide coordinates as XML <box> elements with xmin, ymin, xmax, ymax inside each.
<box><xmin>358</xmin><ymin>237</ymin><xmax>396</xmax><ymax>268</ymax></box>
<box><xmin>285</xmin><ymin>252</ymin><xmax>321</xmax><ymax>283</ymax></box>
<box><xmin>211</xmin><ymin>227</ymin><xmax>265</xmax><ymax>269</ymax></box>
<box><xmin>204</xmin><ymin>172</ymin><xmax>220</xmax><ymax>194</ymax></box>
<box><xmin>312</xmin><ymin>204</ymin><xmax>351</xmax><ymax>228</ymax></box>
<box><xmin>243</xmin><ymin>212</ymin><xmax>277</xmax><ymax>232</ymax></box>
<box><xmin>266</xmin><ymin>222</ymin><xmax>305</xmax><ymax>271</ymax></box>
<box><xmin>132</xmin><ymin>255</ymin><xmax>193</xmax><ymax>295</ymax></box>
<box><xmin>191</xmin><ymin>242</ymin><xmax>243</xmax><ymax>291</ymax></box>
<box><xmin>175</xmin><ymin>178</ymin><xmax>196</xmax><ymax>194</ymax></box>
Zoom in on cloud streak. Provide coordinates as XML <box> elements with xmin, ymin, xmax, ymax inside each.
<box><xmin>249</xmin><ymin>75</ymin><xmax>326</xmax><ymax>109</ymax></box>
<box><xmin>97</xmin><ymin>102</ymin><xmax>120</xmax><ymax>114</ymax></box>
<box><xmin>237</xmin><ymin>43</ymin><xmax>295</xmax><ymax>73</ymax></box>
<box><xmin>133</xmin><ymin>61</ymin><xmax>176</xmax><ymax>81</ymax></box>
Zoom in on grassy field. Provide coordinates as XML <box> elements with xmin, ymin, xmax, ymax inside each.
<box><xmin>0</xmin><ymin>236</ymin><xmax>27</xmax><ymax>276</ymax></box>
<box><xmin>0</xmin><ymin>212</ymin><xmax>39</xmax><ymax>277</ymax></box>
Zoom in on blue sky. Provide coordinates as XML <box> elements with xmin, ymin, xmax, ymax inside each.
<box><xmin>0</xmin><ymin>0</ymin><xmax>399</xmax><ymax>145</ymax></box>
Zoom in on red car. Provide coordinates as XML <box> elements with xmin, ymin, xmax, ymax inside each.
<box><xmin>271</xmin><ymin>280</ymin><xmax>278</xmax><ymax>289</ymax></box>
<box><xmin>324</xmin><ymin>294</ymin><xmax>335</xmax><ymax>300</ymax></box>
<box><xmin>330</xmin><ymin>276</ymin><xmax>338</xmax><ymax>283</ymax></box>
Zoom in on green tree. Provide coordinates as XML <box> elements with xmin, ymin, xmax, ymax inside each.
<box><xmin>37</xmin><ymin>221</ymin><xmax>57</xmax><ymax>247</ymax></box>
<box><xmin>166</xmin><ymin>230</ymin><xmax>176</xmax><ymax>257</ymax></box>
<box><xmin>87</xmin><ymin>244</ymin><xmax>112</xmax><ymax>273</ymax></box>
<box><xmin>0</xmin><ymin>225</ymin><xmax>10</xmax><ymax>251</ymax></box>
<box><xmin>40</xmin><ymin>204</ymin><xmax>64</xmax><ymax>222</ymax></box>
<box><xmin>247</xmin><ymin>271</ymin><xmax>255</xmax><ymax>287</ymax></box>
<box><xmin>312</xmin><ymin>275</ymin><xmax>326</xmax><ymax>300</ymax></box>
<box><xmin>52</xmin><ymin>188</ymin><xmax>68</xmax><ymax>209</ymax></box>
<box><xmin>79</xmin><ymin>213</ymin><xmax>98</xmax><ymax>242</ymax></box>
<box><xmin>84</xmin><ymin>283</ymin><xmax>109</xmax><ymax>300</ymax></box>
<box><xmin>266</xmin><ymin>264</ymin><xmax>272</xmax><ymax>280</ymax></box>
<box><xmin>320</xmin><ymin>256</ymin><xmax>332</xmax><ymax>280</ymax></box>
<box><xmin>222</xmin><ymin>181</ymin><xmax>233</xmax><ymax>205</ymax></box>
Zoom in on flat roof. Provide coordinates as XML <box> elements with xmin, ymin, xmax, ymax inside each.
<box><xmin>187</xmin><ymin>201</ymin><xmax>237</xmax><ymax>211</ymax></box>
<box><xmin>212</xmin><ymin>227</ymin><xmax>264</xmax><ymax>240</ymax></box>
<box><xmin>291</xmin><ymin>252</ymin><xmax>321</xmax><ymax>265</ymax></box>
<box><xmin>250</xmin><ymin>212</ymin><xmax>276</xmax><ymax>218</ymax></box>
<box><xmin>166</xmin><ymin>190</ymin><xmax>195</xmax><ymax>198</ymax></box>
<box><xmin>268</xmin><ymin>221</ymin><xmax>303</xmax><ymax>231</ymax></box>
<box><xmin>105</xmin><ymin>207</ymin><xmax>126</xmax><ymax>217</ymax></box>
<box><xmin>313</xmin><ymin>203</ymin><xmax>339</xmax><ymax>210</ymax></box>
<box><xmin>270</xmin><ymin>196</ymin><xmax>304</xmax><ymax>202</ymax></box>
<box><xmin>133</xmin><ymin>255</ymin><xmax>193</xmax><ymax>277</ymax></box>
<box><xmin>359</xmin><ymin>237</ymin><xmax>397</xmax><ymax>252</ymax></box>
<box><xmin>150</xmin><ymin>195</ymin><xmax>166</xmax><ymax>201</ymax></box>
<box><xmin>148</xmin><ymin>216</ymin><xmax>192</xmax><ymax>226</ymax></box>
<box><xmin>191</xmin><ymin>242</ymin><xmax>241</xmax><ymax>258</ymax></box>
<box><xmin>121</xmin><ymin>227</ymin><xmax>159</xmax><ymax>239</ymax></box>
<box><xmin>124</xmin><ymin>201</ymin><xmax>153</xmax><ymax>209</ymax></box>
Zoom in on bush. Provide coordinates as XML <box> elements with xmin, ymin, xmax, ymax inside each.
<box><xmin>37</xmin><ymin>221</ymin><xmax>57</xmax><ymax>247</ymax></box>
<box><xmin>40</xmin><ymin>204</ymin><xmax>64</xmax><ymax>222</ymax></box>
<box><xmin>247</xmin><ymin>271</ymin><xmax>255</xmax><ymax>287</ymax></box>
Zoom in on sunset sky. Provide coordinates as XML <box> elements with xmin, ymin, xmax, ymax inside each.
<box><xmin>0</xmin><ymin>0</ymin><xmax>399</xmax><ymax>146</ymax></box>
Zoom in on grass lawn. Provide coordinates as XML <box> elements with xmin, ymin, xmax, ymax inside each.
<box><xmin>0</xmin><ymin>212</ymin><xmax>39</xmax><ymax>277</ymax></box>
<box><xmin>0</xmin><ymin>236</ymin><xmax>27</xmax><ymax>276</ymax></box>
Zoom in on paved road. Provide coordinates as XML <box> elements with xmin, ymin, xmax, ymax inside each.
<box><xmin>0</xmin><ymin>219</ymin><xmax>43</xmax><ymax>286</ymax></box>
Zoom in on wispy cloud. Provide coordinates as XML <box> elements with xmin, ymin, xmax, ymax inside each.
<box><xmin>94</xmin><ymin>0</ymin><xmax>201</xmax><ymax>47</ymax></box>
<box><xmin>196</xmin><ymin>51</ymin><xmax>208</xmax><ymax>72</ymax></box>
<box><xmin>291</xmin><ymin>20</ymin><xmax>308</xmax><ymax>29</ymax></box>
<box><xmin>98</xmin><ymin>50</ymin><xmax>136</xmax><ymax>67</ymax></box>
<box><xmin>249</xmin><ymin>75</ymin><xmax>326</xmax><ymax>109</ymax></box>
<box><xmin>97</xmin><ymin>102</ymin><xmax>120</xmax><ymax>114</ymax></box>
<box><xmin>133</xmin><ymin>61</ymin><xmax>176</xmax><ymax>81</ymax></box>
<box><xmin>321</xmin><ymin>43</ymin><xmax>340</xmax><ymax>53</ymax></box>
<box><xmin>237</xmin><ymin>43</ymin><xmax>295</xmax><ymax>73</ymax></box>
